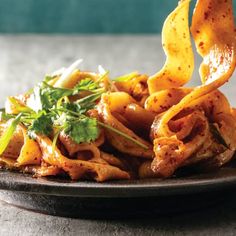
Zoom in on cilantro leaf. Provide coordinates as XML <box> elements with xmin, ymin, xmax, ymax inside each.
<box><xmin>28</xmin><ymin>78</ymin><xmax>102</xmax><ymax>112</ymax></box>
<box><xmin>27</xmin><ymin>82</ymin><xmax>72</xmax><ymax>112</ymax></box>
<box><xmin>28</xmin><ymin>113</ymin><xmax>53</xmax><ymax>139</ymax></box>
<box><xmin>64</xmin><ymin>117</ymin><xmax>99</xmax><ymax>144</ymax></box>
<box><xmin>39</xmin><ymin>82</ymin><xmax>72</xmax><ymax>110</ymax></box>
<box><xmin>61</xmin><ymin>102</ymin><xmax>81</xmax><ymax>113</ymax></box>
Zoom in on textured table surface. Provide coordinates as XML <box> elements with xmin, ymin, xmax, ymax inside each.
<box><xmin>0</xmin><ymin>35</ymin><xmax>236</xmax><ymax>236</ymax></box>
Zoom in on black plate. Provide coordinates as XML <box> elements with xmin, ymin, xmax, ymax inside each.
<box><xmin>0</xmin><ymin>163</ymin><xmax>236</xmax><ymax>218</ymax></box>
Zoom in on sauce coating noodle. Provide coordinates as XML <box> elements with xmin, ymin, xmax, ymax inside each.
<box><xmin>0</xmin><ymin>0</ymin><xmax>235</xmax><ymax>181</ymax></box>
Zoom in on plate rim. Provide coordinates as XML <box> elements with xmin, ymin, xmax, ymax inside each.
<box><xmin>0</xmin><ymin>168</ymin><xmax>236</xmax><ymax>197</ymax></box>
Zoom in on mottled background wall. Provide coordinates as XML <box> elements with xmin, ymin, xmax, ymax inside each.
<box><xmin>1</xmin><ymin>0</ymin><xmax>235</xmax><ymax>34</ymax></box>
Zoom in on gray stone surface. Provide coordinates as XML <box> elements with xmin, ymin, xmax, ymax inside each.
<box><xmin>1</xmin><ymin>196</ymin><xmax>236</xmax><ymax>236</ymax></box>
<box><xmin>0</xmin><ymin>35</ymin><xmax>236</xmax><ymax>236</ymax></box>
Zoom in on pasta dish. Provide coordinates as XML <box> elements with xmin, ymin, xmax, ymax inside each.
<box><xmin>0</xmin><ymin>0</ymin><xmax>235</xmax><ymax>182</ymax></box>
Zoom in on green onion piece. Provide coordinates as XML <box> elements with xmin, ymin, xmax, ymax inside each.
<box><xmin>8</xmin><ymin>97</ymin><xmax>33</xmax><ymax>113</ymax></box>
<box><xmin>114</xmin><ymin>72</ymin><xmax>139</xmax><ymax>82</ymax></box>
<box><xmin>0</xmin><ymin>109</ymin><xmax>15</xmax><ymax>121</ymax></box>
<box><xmin>209</xmin><ymin>123</ymin><xmax>229</xmax><ymax>149</ymax></box>
<box><xmin>98</xmin><ymin>121</ymin><xmax>149</xmax><ymax>150</ymax></box>
<box><xmin>44</xmin><ymin>75</ymin><xmax>54</xmax><ymax>83</ymax></box>
<box><xmin>97</xmin><ymin>70</ymin><xmax>109</xmax><ymax>83</ymax></box>
<box><xmin>76</xmin><ymin>92</ymin><xmax>103</xmax><ymax>106</ymax></box>
<box><xmin>52</xmin><ymin>130</ymin><xmax>61</xmax><ymax>152</ymax></box>
<box><xmin>24</xmin><ymin>88</ymin><xmax>34</xmax><ymax>96</ymax></box>
<box><xmin>0</xmin><ymin>113</ymin><xmax>22</xmax><ymax>155</ymax></box>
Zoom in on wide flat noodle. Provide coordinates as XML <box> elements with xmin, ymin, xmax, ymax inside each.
<box><xmin>114</xmin><ymin>74</ymin><xmax>149</xmax><ymax>105</ymax></box>
<box><xmin>191</xmin><ymin>0</ymin><xmax>236</xmax><ymax>84</ymax></box>
<box><xmin>36</xmin><ymin>135</ymin><xmax>130</xmax><ymax>182</ymax></box>
<box><xmin>16</xmin><ymin>126</ymin><xmax>42</xmax><ymax>166</ymax></box>
<box><xmin>0</xmin><ymin>122</ymin><xmax>24</xmax><ymax>159</ymax></box>
<box><xmin>148</xmin><ymin>0</ymin><xmax>194</xmax><ymax>93</ymax></box>
<box><xmin>157</xmin><ymin>0</ymin><xmax>236</xmax><ymax>137</ymax></box>
<box><xmin>145</xmin><ymin>88</ymin><xmax>192</xmax><ymax>114</ymax></box>
<box><xmin>0</xmin><ymin>123</ymin><xmax>42</xmax><ymax>169</ymax></box>
<box><xmin>150</xmin><ymin>0</ymin><xmax>236</xmax><ymax>177</ymax></box>
<box><xmin>97</xmin><ymin>92</ymin><xmax>154</xmax><ymax>158</ymax></box>
<box><xmin>152</xmin><ymin>110</ymin><xmax>210</xmax><ymax>177</ymax></box>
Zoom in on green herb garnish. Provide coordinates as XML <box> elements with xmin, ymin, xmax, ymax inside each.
<box><xmin>98</xmin><ymin>122</ymin><xmax>149</xmax><ymax>150</ymax></box>
<box><xmin>8</xmin><ymin>97</ymin><xmax>33</xmax><ymax>113</ymax></box>
<box><xmin>114</xmin><ymin>71</ymin><xmax>139</xmax><ymax>82</ymax></box>
<box><xmin>209</xmin><ymin>123</ymin><xmax>229</xmax><ymax>149</ymax></box>
<box><xmin>0</xmin><ymin>113</ymin><xmax>22</xmax><ymax>155</ymax></box>
<box><xmin>28</xmin><ymin>113</ymin><xmax>53</xmax><ymax>139</ymax></box>
<box><xmin>27</xmin><ymin>77</ymin><xmax>104</xmax><ymax>112</ymax></box>
<box><xmin>64</xmin><ymin>116</ymin><xmax>99</xmax><ymax>144</ymax></box>
<box><xmin>0</xmin><ymin>70</ymin><xmax>148</xmax><ymax>155</ymax></box>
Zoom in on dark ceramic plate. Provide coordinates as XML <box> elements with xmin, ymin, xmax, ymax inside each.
<box><xmin>0</xmin><ymin>163</ymin><xmax>236</xmax><ymax>218</ymax></box>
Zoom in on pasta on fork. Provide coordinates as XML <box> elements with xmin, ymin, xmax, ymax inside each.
<box><xmin>0</xmin><ymin>0</ymin><xmax>235</xmax><ymax>182</ymax></box>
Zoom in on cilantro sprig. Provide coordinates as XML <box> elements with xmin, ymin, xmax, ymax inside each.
<box><xmin>0</xmin><ymin>76</ymin><xmax>103</xmax><ymax>146</ymax></box>
<box><xmin>63</xmin><ymin>116</ymin><xmax>99</xmax><ymax>144</ymax></box>
<box><xmin>26</xmin><ymin>76</ymin><xmax>104</xmax><ymax>142</ymax></box>
<box><xmin>0</xmin><ymin>69</ymin><xmax>149</xmax><ymax>155</ymax></box>
<box><xmin>27</xmin><ymin>76</ymin><xmax>104</xmax><ymax>112</ymax></box>
<box><xmin>28</xmin><ymin>113</ymin><xmax>54</xmax><ymax>139</ymax></box>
